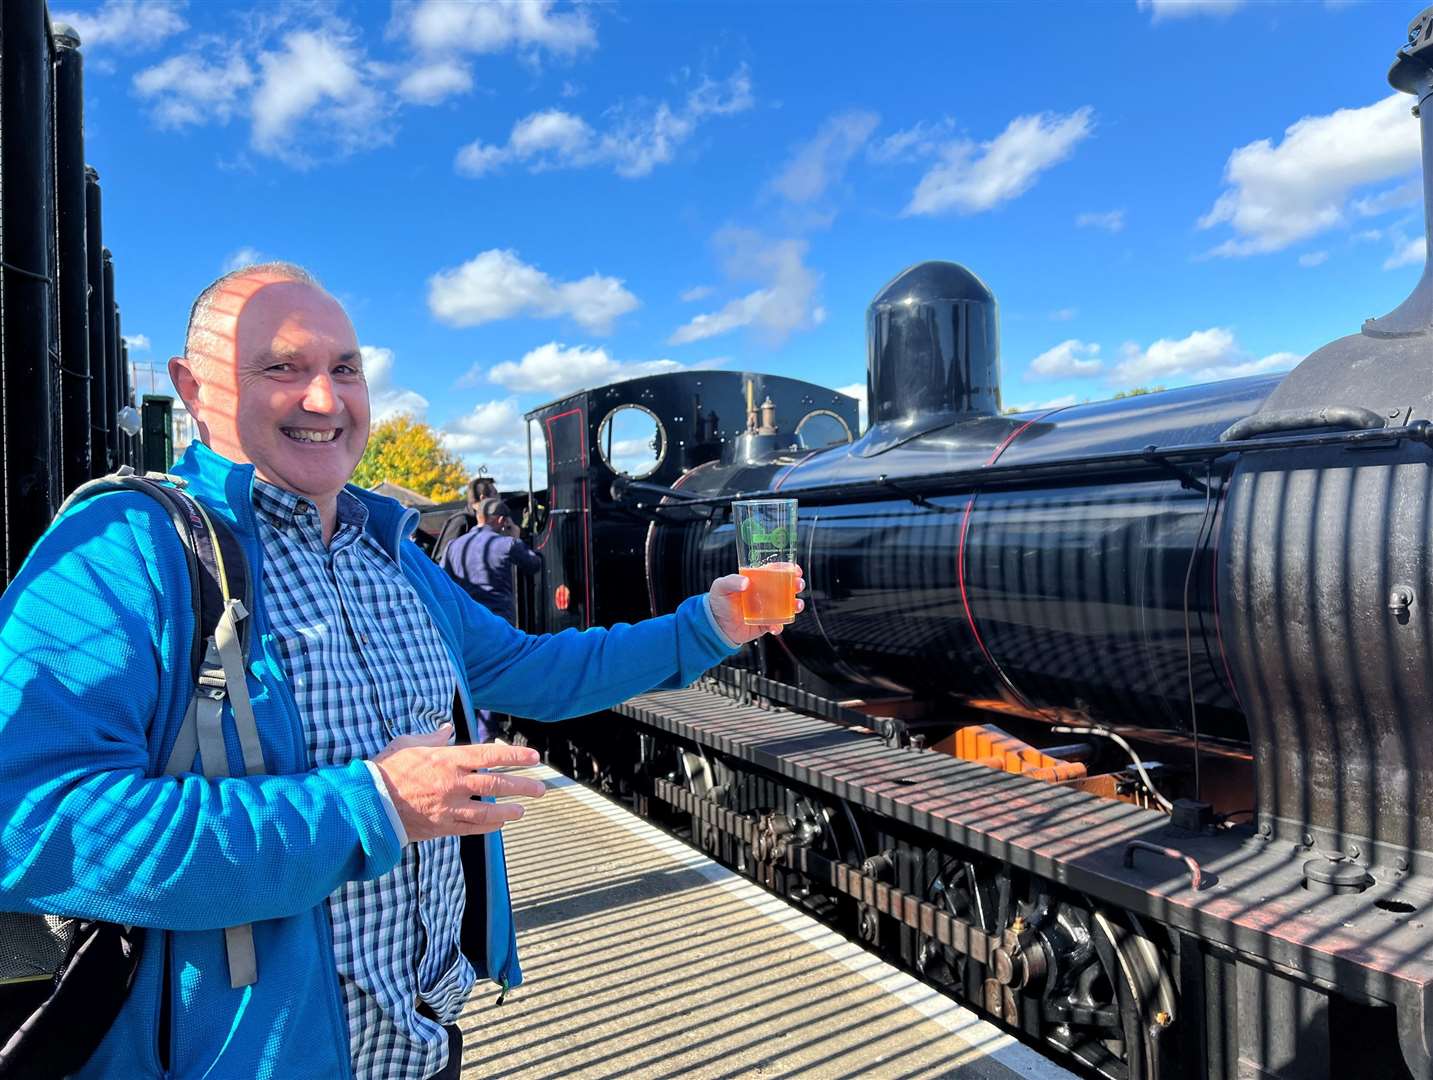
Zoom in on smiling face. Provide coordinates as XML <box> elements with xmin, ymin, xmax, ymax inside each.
<box><xmin>171</xmin><ymin>274</ymin><xmax>370</xmax><ymax>513</ymax></box>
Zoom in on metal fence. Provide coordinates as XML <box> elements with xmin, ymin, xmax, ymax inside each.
<box><xmin>0</xmin><ymin>0</ymin><xmax>143</xmax><ymax>587</ymax></box>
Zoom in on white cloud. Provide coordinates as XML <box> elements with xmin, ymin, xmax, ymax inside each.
<box><xmin>428</xmin><ymin>249</ymin><xmax>638</xmax><ymax>334</ymax></box>
<box><xmin>486</xmin><ymin>342</ymin><xmax>681</xmax><ymax>396</ymax></box>
<box><xmin>361</xmin><ymin>345</ymin><xmax>430</xmax><ymax>423</ymax></box>
<box><xmin>905</xmin><ymin>107</ymin><xmax>1094</xmax><ymax>216</ymax></box>
<box><xmin>251</xmin><ymin>30</ymin><xmax>390</xmax><ymax>164</ymax></box>
<box><xmin>396</xmin><ymin>60</ymin><xmax>473</xmax><ymax>105</ymax></box>
<box><xmin>1049</xmin><ymin>307</ymin><xmax>1078</xmax><ymax>321</ymax></box>
<box><xmin>1199</xmin><ymin>95</ymin><xmax>1420</xmax><ymax>256</ymax></box>
<box><xmin>835</xmin><ymin>382</ymin><xmax>868</xmax><ymax>428</ymax></box>
<box><xmin>1137</xmin><ymin>0</ymin><xmax>1245</xmax><ymax>19</ymax></box>
<box><xmin>1111</xmin><ymin>327</ymin><xmax>1299</xmax><ymax>385</ymax></box>
<box><xmin>669</xmin><ymin>230</ymin><xmax>822</xmax><ymax>346</ymax></box>
<box><xmin>53</xmin><ymin>0</ymin><xmax>186</xmax><ymax>51</ymax></box>
<box><xmin>221</xmin><ymin>246</ymin><xmax>266</xmax><ymax>272</ymax></box>
<box><xmin>1298</xmin><ymin>250</ymin><xmax>1329</xmax><ymax>268</ymax></box>
<box><xmin>1076</xmin><ymin>209</ymin><xmax>1125</xmax><ymax>232</ymax></box>
<box><xmin>136</xmin><ymin>23</ymin><xmax>391</xmax><ymax>165</ymax></box>
<box><xmin>442</xmin><ymin>398</ymin><xmax>524</xmax><ymax>451</ymax></box>
<box><xmin>1006</xmin><ymin>394</ymin><xmax>1079</xmax><ymax>413</ymax></box>
<box><xmin>396</xmin><ymin>0</ymin><xmax>597</xmax><ymax>59</ymax></box>
<box><xmin>1029</xmin><ymin>339</ymin><xmax>1103</xmax><ymax>379</ymax></box>
<box><xmin>1352</xmin><ymin>180</ymin><xmax>1422</xmax><ymax>218</ymax></box>
<box><xmin>123</xmin><ymin>333</ymin><xmax>152</xmax><ymax>351</ymax></box>
<box><xmin>132</xmin><ymin>48</ymin><xmax>254</xmax><ymax>129</ymax></box>
<box><xmin>867</xmin><ymin>119</ymin><xmax>953</xmax><ymax>164</ymax></box>
<box><xmin>440</xmin><ymin>398</ymin><xmax>535</xmax><ymax>488</ymax></box>
<box><xmin>771</xmin><ymin>110</ymin><xmax>880</xmax><ymax>203</ymax></box>
<box><xmin>680</xmin><ymin>285</ymin><xmax>714</xmax><ymax>302</ymax></box>
<box><xmin>1384</xmin><ymin>236</ymin><xmax>1427</xmax><ymax>270</ymax></box>
<box><xmin>455</xmin><ymin>66</ymin><xmax>752</xmax><ymax>179</ymax></box>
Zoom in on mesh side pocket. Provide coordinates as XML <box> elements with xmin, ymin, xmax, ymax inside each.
<box><xmin>0</xmin><ymin>914</ymin><xmax>74</xmax><ymax>986</ymax></box>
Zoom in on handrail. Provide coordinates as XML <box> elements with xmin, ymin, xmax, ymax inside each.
<box><xmin>612</xmin><ymin>419</ymin><xmax>1433</xmax><ymax>511</ymax></box>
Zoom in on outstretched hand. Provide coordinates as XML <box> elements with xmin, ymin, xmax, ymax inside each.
<box><xmin>372</xmin><ymin>726</ymin><xmax>545</xmax><ymax>843</ymax></box>
<box><xmin>707</xmin><ymin>568</ymin><xmax>806</xmax><ymax>645</ymax></box>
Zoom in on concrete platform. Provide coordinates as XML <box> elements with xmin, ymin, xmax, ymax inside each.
<box><xmin>456</xmin><ymin>766</ymin><xmax>1073</xmax><ymax>1080</ymax></box>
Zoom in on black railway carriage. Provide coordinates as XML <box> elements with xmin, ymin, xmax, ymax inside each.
<box><xmin>497</xmin><ymin>10</ymin><xmax>1433</xmax><ymax>1079</ymax></box>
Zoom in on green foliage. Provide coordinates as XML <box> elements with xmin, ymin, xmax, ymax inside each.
<box><xmin>1112</xmin><ymin>386</ymin><xmax>1166</xmax><ymax>399</ymax></box>
<box><xmin>351</xmin><ymin>414</ymin><xmax>468</xmax><ymax>501</ymax></box>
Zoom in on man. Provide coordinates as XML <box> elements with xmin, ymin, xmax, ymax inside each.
<box><xmin>441</xmin><ymin>496</ymin><xmax>540</xmax><ymax>624</ymax></box>
<box><xmin>0</xmin><ymin>263</ymin><xmax>802</xmax><ymax>1079</ymax></box>
<box><xmin>441</xmin><ymin>494</ymin><xmax>542</xmax><ymax>743</ymax></box>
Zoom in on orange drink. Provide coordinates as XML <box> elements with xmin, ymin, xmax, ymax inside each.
<box><xmin>739</xmin><ymin>562</ymin><xmax>799</xmax><ymax>625</ymax></box>
<box><xmin>733</xmin><ymin>498</ymin><xmax>800</xmax><ymax>626</ymax></box>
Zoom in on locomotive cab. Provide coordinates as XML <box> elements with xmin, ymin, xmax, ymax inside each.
<box><xmin>518</xmin><ymin>371</ymin><xmax>858</xmax><ymax>635</ymax></box>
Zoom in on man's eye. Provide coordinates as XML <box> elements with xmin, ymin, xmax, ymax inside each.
<box><xmin>266</xmin><ymin>363</ymin><xmax>294</xmax><ymax>373</ymax></box>
<box><xmin>334</xmin><ymin>365</ymin><xmax>361</xmax><ymax>376</ymax></box>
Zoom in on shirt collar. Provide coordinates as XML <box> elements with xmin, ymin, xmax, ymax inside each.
<box><xmin>251</xmin><ymin>479</ymin><xmax>369</xmax><ymax>537</ymax></box>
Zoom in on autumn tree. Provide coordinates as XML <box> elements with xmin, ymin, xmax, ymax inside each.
<box><xmin>351</xmin><ymin>414</ymin><xmax>468</xmax><ymax>501</ymax></box>
<box><xmin>1113</xmin><ymin>386</ymin><xmax>1166</xmax><ymax>399</ymax></box>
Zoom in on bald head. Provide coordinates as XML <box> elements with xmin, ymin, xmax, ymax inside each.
<box><xmin>168</xmin><ymin>261</ymin><xmax>370</xmax><ymax>537</ymax></box>
<box><xmin>183</xmin><ymin>262</ymin><xmax>321</xmax><ymax>372</ymax></box>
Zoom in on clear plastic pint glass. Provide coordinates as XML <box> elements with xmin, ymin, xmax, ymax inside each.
<box><xmin>732</xmin><ymin>499</ymin><xmax>799</xmax><ymax>625</ymax></box>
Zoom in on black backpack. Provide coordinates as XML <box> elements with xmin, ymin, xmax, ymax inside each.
<box><xmin>0</xmin><ymin>469</ymin><xmax>258</xmax><ymax>1077</ymax></box>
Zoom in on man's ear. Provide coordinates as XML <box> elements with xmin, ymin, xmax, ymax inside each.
<box><xmin>168</xmin><ymin>355</ymin><xmax>199</xmax><ymax>415</ymax></box>
<box><xmin>168</xmin><ymin>355</ymin><xmax>210</xmax><ymax>444</ymax></box>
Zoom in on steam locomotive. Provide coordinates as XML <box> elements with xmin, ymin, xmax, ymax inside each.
<box><xmin>463</xmin><ymin>10</ymin><xmax>1433</xmax><ymax>1080</ymax></box>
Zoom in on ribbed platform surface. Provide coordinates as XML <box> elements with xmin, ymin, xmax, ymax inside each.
<box><xmin>457</xmin><ymin>765</ymin><xmax>1070</xmax><ymax>1080</ymax></box>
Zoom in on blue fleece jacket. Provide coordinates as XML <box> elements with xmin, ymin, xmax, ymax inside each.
<box><xmin>0</xmin><ymin>442</ymin><xmax>736</xmax><ymax>1079</ymax></box>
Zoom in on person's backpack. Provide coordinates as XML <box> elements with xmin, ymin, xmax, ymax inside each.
<box><xmin>0</xmin><ymin>467</ymin><xmax>260</xmax><ymax>1077</ymax></box>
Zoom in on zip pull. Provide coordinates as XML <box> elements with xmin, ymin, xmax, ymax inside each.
<box><xmin>494</xmin><ymin>976</ymin><xmax>510</xmax><ymax>1006</ymax></box>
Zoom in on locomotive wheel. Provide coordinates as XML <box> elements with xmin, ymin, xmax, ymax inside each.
<box><xmin>917</xmin><ymin>853</ymin><xmax>998</xmax><ymax>1001</ymax></box>
<box><xmin>1036</xmin><ymin>902</ymin><xmax>1175</xmax><ymax>1080</ymax></box>
<box><xmin>788</xmin><ymin>795</ymin><xmax>865</xmax><ymax>927</ymax></box>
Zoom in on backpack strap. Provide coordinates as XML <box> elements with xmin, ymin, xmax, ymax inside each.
<box><xmin>60</xmin><ymin>470</ymin><xmax>261</xmax><ymax>988</ymax></box>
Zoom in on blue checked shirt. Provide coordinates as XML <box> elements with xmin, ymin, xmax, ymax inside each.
<box><xmin>253</xmin><ymin>480</ymin><xmax>469</xmax><ymax>1080</ymax></box>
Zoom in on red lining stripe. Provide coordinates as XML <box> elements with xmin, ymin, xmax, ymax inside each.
<box><xmin>955</xmin><ymin>410</ymin><xmax>1062</xmax><ymax>709</ymax></box>
<box><xmin>772</xmin><ymin>451</ymin><xmax>818</xmax><ymax>492</ymax></box>
<box><xmin>535</xmin><ymin>407</ymin><xmax>592</xmax><ymax>628</ymax></box>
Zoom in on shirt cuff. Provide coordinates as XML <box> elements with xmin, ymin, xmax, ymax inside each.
<box><xmin>363</xmin><ymin>759</ymin><xmax>410</xmax><ymax>847</ymax></box>
<box><xmin>702</xmin><ymin>593</ymin><xmax>742</xmax><ymax>651</ymax></box>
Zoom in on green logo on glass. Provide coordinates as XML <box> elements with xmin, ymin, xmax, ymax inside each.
<box><xmin>740</xmin><ymin>518</ymin><xmax>792</xmax><ymax>551</ymax></box>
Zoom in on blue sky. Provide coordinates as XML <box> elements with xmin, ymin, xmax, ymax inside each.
<box><xmin>58</xmin><ymin>0</ymin><xmax>1427</xmax><ymax>488</ymax></box>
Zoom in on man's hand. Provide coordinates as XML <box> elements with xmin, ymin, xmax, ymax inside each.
<box><xmin>372</xmin><ymin>726</ymin><xmax>545</xmax><ymax>843</ymax></box>
<box><xmin>708</xmin><ymin>568</ymin><xmax>806</xmax><ymax>645</ymax></box>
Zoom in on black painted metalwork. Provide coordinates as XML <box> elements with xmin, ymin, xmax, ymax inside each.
<box><xmin>52</xmin><ymin>24</ymin><xmax>92</xmax><ymax>493</ymax></box>
<box><xmin>861</xmin><ymin>260</ymin><xmax>1000</xmax><ymax>456</ymax></box>
<box><xmin>140</xmin><ymin>396</ymin><xmax>174</xmax><ymax>474</ymax></box>
<box><xmin>0</xmin><ymin>6</ymin><xmax>138</xmax><ymax>585</ymax></box>
<box><xmin>102</xmin><ymin>250</ymin><xmax>119</xmax><ymax>472</ymax></box>
<box><xmin>1218</xmin><ymin>8</ymin><xmax>1433</xmax><ymax>886</ymax></box>
<box><xmin>84</xmin><ymin>168</ymin><xmax>109</xmax><ymax>478</ymax></box>
<box><xmin>1</xmin><ymin>0</ymin><xmax>62</xmax><ymax>582</ymax></box>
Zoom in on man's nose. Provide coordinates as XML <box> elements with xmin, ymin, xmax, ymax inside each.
<box><xmin>302</xmin><ymin>374</ymin><xmax>344</xmax><ymax>415</ymax></box>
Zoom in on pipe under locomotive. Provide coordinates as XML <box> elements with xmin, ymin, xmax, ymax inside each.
<box><xmin>469</xmin><ymin>11</ymin><xmax>1433</xmax><ymax>1080</ymax></box>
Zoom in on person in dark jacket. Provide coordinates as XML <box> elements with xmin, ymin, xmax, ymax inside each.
<box><xmin>440</xmin><ymin>496</ymin><xmax>540</xmax><ymax>624</ymax></box>
<box><xmin>440</xmin><ymin>496</ymin><xmax>543</xmax><ymax>741</ymax></box>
